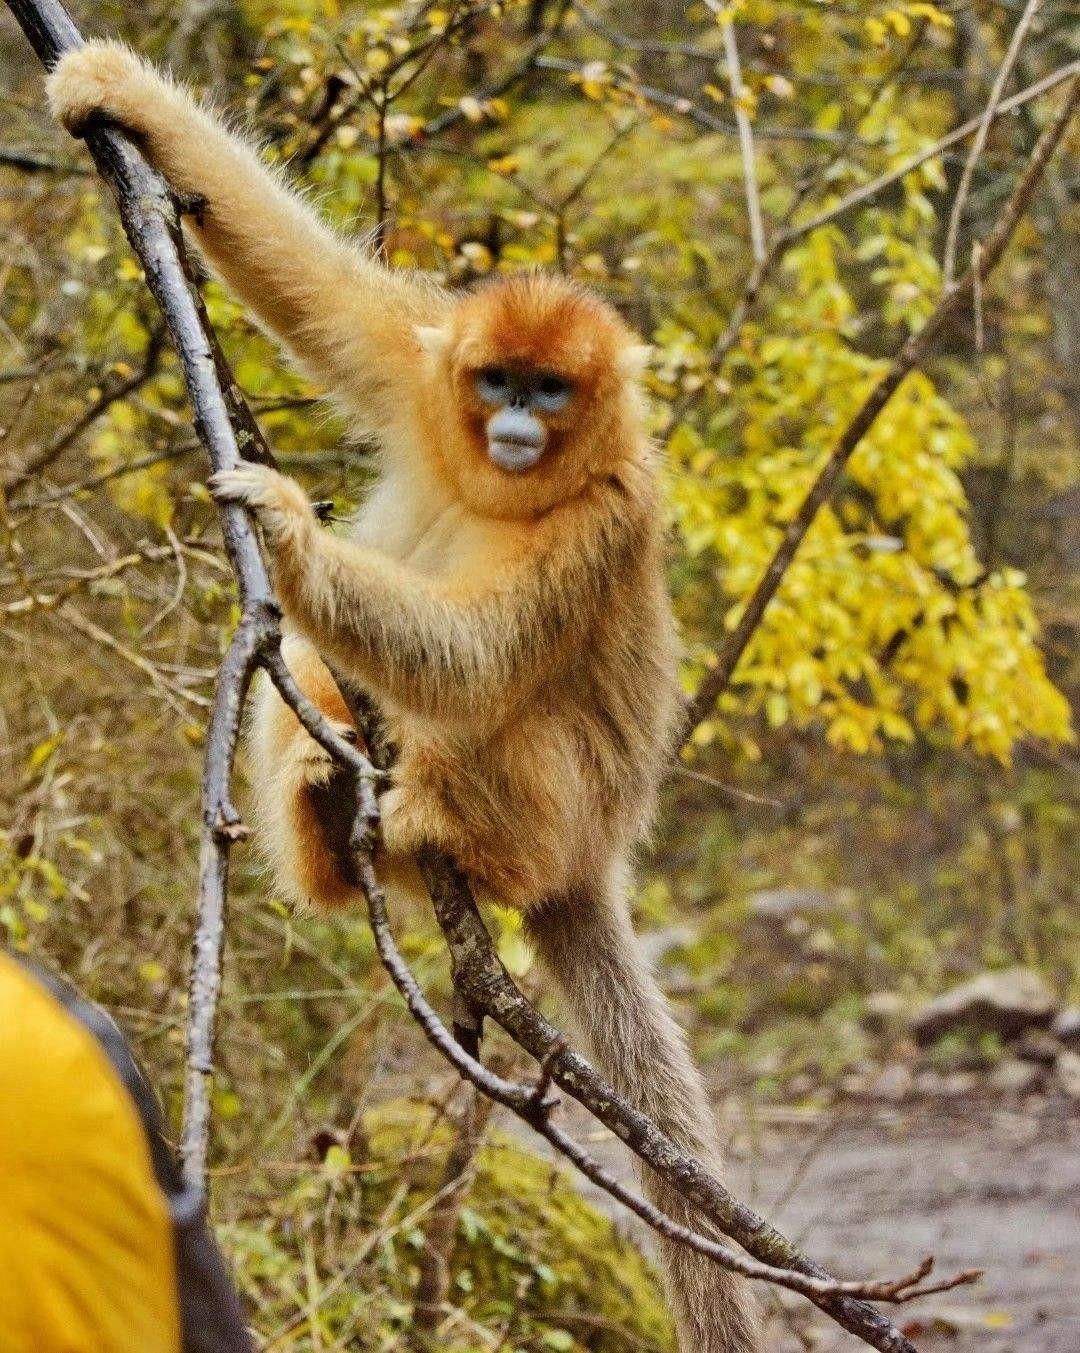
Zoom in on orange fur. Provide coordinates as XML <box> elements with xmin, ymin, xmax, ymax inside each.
<box><xmin>48</xmin><ymin>43</ymin><xmax>760</xmax><ymax>1352</ymax></box>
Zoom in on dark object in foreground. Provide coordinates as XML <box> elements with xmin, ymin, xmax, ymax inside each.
<box><xmin>0</xmin><ymin>953</ymin><xmax>252</xmax><ymax>1353</ymax></box>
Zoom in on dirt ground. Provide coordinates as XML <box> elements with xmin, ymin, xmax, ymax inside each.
<box><xmin>738</xmin><ymin>1100</ymin><xmax>1079</xmax><ymax>1352</ymax></box>
<box><xmin>547</xmin><ymin>1097</ymin><xmax>1080</xmax><ymax>1353</ymax></box>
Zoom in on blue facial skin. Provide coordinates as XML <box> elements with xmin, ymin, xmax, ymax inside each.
<box><xmin>475</xmin><ymin>368</ymin><xmax>572</xmax><ymax>472</ymax></box>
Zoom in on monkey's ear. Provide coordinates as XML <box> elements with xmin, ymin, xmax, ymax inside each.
<box><xmin>415</xmin><ymin>323</ymin><xmax>452</xmax><ymax>359</ymax></box>
<box><xmin>617</xmin><ymin>343</ymin><xmax>653</xmax><ymax>378</ymax></box>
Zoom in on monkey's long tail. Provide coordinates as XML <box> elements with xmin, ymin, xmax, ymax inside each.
<box><xmin>526</xmin><ymin>874</ymin><xmax>761</xmax><ymax>1353</ymax></box>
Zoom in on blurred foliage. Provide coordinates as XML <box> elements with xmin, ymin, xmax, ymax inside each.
<box><xmin>219</xmin><ymin>1100</ymin><xmax>672</xmax><ymax>1350</ymax></box>
<box><xmin>1</xmin><ymin>0</ymin><xmax>1077</xmax><ymax>1347</ymax></box>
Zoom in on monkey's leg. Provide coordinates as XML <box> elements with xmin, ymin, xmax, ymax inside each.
<box><xmin>526</xmin><ymin>873</ymin><xmax>761</xmax><ymax>1353</ymax></box>
<box><xmin>246</xmin><ymin>635</ymin><xmax>363</xmax><ymax>909</ymax></box>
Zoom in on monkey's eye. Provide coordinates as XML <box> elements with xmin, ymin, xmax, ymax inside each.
<box><xmin>476</xmin><ymin>368</ymin><xmax>509</xmax><ymax>403</ymax></box>
<box><xmin>533</xmin><ymin>373</ymin><xmax>572</xmax><ymax>412</ymax></box>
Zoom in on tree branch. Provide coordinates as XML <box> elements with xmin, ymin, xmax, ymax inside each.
<box><xmin>685</xmin><ymin>73</ymin><xmax>1078</xmax><ymax>736</ymax></box>
<box><xmin>708</xmin><ymin>2</ymin><xmax>765</xmax><ymax>263</ymax></box>
<box><xmin>789</xmin><ymin>59</ymin><xmax>1077</xmax><ymax>244</ymax></box>
<box><xmin>5</xmin><ymin>3</ymin><xmax>983</xmax><ymax>1347</ymax></box>
<box><xmin>659</xmin><ymin>58</ymin><xmax>1079</xmax><ymax>442</ymax></box>
<box><xmin>2</xmin><ymin>325</ymin><xmax>165</xmax><ymax>494</ymax></box>
<box><xmin>943</xmin><ymin>0</ymin><xmax>1043</xmax><ymax>285</ymax></box>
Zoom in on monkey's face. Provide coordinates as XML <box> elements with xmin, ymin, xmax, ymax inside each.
<box><xmin>418</xmin><ymin>274</ymin><xmax>647</xmax><ymax>516</ymax></box>
<box><xmin>472</xmin><ymin>364</ymin><xmax>573</xmax><ymax>473</ymax></box>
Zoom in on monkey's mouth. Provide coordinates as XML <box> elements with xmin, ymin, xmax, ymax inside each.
<box><xmin>488</xmin><ymin>436</ymin><xmax>544</xmax><ymax>473</ymax></box>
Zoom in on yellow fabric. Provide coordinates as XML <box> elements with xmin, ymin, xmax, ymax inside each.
<box><xmin>0</xmin><ymin>954</ymin><xmax>182</xmax><ymax>1353</ymax></box>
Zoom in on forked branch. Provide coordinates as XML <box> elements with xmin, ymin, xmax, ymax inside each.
<box><xmin>5</xmin><ymin>2</ymin><xmax>994</xmax><ymax>1349</ymax></box>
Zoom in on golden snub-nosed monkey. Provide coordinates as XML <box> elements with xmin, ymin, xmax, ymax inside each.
<box><xmin>49</xmin><ymin>40</ymin><xmax>761</xmax><ymax>1353</ymax></box>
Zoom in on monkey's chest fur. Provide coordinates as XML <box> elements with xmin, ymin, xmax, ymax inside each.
<box><xmin>353</xmin><ymin>494</ymin><xmax>681</xmax><ymax>911</ymax></box>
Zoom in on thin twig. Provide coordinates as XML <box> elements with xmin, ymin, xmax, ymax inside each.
<box><xmin>667</xmin><ymin>58</ymin><xmax>1079</xmax><ymax>441</ymax></box>
<box><xmin>793</xmin><ymin>60</ymin><xmax>1077</xmax><ymax>243</ymax></box>
<box><xmin>0</xmin><ymin>144</ymin><xmax>91</xmax><ymax>172</ymax></box>
<box><xmin>419</xmin><ymin>2</ymin><xmax>573</xmax><ymax>140</ymax></box>
<box><xmin>409</xmin><ymin>1082</ymin><xmax>498</xmax><ymax>1345</ymax></box>
<box><xmin>8</xmin><ymin>440</ymin><xmax>199</xmax><ymax>517</ymax></box>
<box><xmin>534</xmin><ymin>56</ymin><xmax>842</xmax><ymax>144</ymax></box>
<box><xmin>2</xmin><ymin>325</ymin><xmax>165</xmax><ymax>493</ymax></box>
<box><xmin>57</xmin><ymin>601</ymin><xmax>211</xmax><ymax>711</ymax></box>
<box><xmin>943</xmin><ymin>0</ymin><xmax>1043</xmax><ymax>284</ymax></box>
<box><xmin>708</xmin><ymin>2</ymin><xmax>766</xmax><ymax>263</ymax></box>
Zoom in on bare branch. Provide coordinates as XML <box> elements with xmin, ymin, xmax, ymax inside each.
<box><xmin>0</xmin><ymin>144</ymin><xmax>90</xmax><ymax>173</ymax></box>
<box><xmin>8</xmin><ymin>441</ymin><xmax>199</xmax><ymax>517</ymax></box>
<box><xmin>707</xmin><ymin>2</ymin><xmax>766</xmax><ymax>263</ymax></box>
<box><xmin>943</xmin><ymin>0</ymin><xmax>1044</xmax><ymax>285</ymax></box>
<box><xmin>410</xmin><ymin>1083</ymin><xmax>498</xmax><ymax>1344</ymax></box>
<box><xmin>534</xmin><ymin>56</ymin><xmax>842</xmax><ymax>144</ymax></box>
<box><xmin>792</xmin><ymin>59</ymin><xmax>1077</xmax><ymax>244</ymax></box>
<box><xmin>56</xmin><ymin>602</ymin><xmax>211</xmax><ymax>712</ymax></box>
<box><xmin>663</xmin><ymin>58</ymin><xmax>1079</xmax><ymax>441</ymax></box>
<box><xmin>2</xmin><ymin>326</ymin><xmax>165</xmax><ymax>493</ymax></box>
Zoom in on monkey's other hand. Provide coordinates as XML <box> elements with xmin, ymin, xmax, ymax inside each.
<box><xmin>47</xmin><ymin>41</ymin><xmax>163</xmax><ymax>138</ymax></box>
<box><xmin>210</xmin><ymin>465</ymin><xmax>316</xmax><ymax>551</ymax></box>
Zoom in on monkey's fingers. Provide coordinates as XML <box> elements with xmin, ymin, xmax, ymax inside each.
<box><xmin>209</xmin><ymin>465</ymin><xmax>298</xmax><ymax>509</ymax></box>
<box><xmin>46</xmin><ymin>41</ymin><xmax>157</xmax><ymax>139</ymax></box>
<box><xmin>210</xmin><ymin>466</ymin><xmax>316</xmax><ymax>548</ymax></box>
<box><xmin>208</xmin><ymin>465</ymin><xmax>272</xmax><ymax>504</ymax></box>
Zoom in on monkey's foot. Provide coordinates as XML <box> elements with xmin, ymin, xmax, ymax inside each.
<box><xmin>377</xmin><ymin>784</ymin><xmax>463</xmax><ymax>863</ymax></box>
<box><xmin>296</xmin><ymin>720</ymin><xmax>357</xmax><ymax>787</ymax></box>
<box><xmin>210</xmin><ymin>465</ymin><xmax>315</xmax><ymax>548</ymax></box>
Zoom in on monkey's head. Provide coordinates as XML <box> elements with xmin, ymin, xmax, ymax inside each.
<box><xmin>416</xmin><ymin>273</ymin><xmax>650</xmax><ymax>516</ymax></box>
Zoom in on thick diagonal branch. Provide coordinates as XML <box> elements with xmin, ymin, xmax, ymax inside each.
<box><xmin>6</xmin><ymin>2</ymin><xmax>977</xmax><ymax>1346</ymax></box>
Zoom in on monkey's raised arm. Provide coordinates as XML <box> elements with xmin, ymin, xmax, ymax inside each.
<box><xmin>212</xmin><ymin>465</ymin><xmax>631</xmax><ymax>723</ymax></box>
<box><xmin>47</xmin><ymin>42</ymin><xmax>445</xmax><ymax>419</ymax></box>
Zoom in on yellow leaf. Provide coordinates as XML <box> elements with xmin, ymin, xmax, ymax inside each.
<box><xmin>486</xmin><ymin>154</ymin><xmax>519</xmax><ymax>176</ymax></box>
<box><xmin>764</xmin><ymin>74</ymin><xmax>794</xmax><ymax>99</ymax></box>
<box><xmin>28</xmin><ymin>732</ymin><xmax>63</xmax><ymax>771</ymax></box>
<box><xmin>765</xmin><ymin>693</ymin><xmax>789</xmax><ymax>728</ymax></box>
<box><xmin>886</xmin><ymin>10</ymin><xmax>912</xmax><ymax>38</ymax></box>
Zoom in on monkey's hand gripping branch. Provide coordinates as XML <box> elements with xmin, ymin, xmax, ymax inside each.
<box><xmin>5</xmin><ymin>2</ymin><xmax>986</xmax><ymax>1349</ymax></box>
